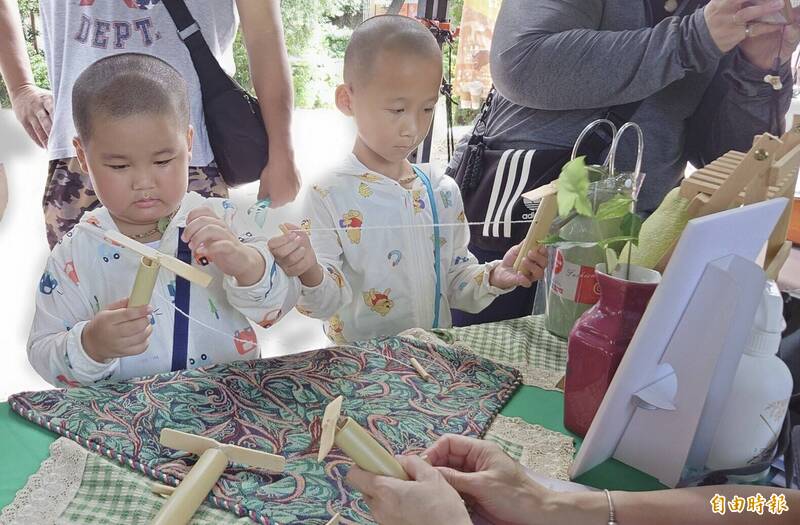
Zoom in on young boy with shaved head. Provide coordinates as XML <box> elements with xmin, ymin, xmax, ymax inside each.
<box><xmin>268</xmin><ymin>15</ymin><xmax>548</xmax><ymax>344</ymax></box>
<box><xmin>28</xmin><ymin>53</ymin><xmax>299</xmax><ymax>387</ymax></box>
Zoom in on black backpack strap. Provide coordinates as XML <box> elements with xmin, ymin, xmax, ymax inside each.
<box><xmin>161</xmin><ymin>0</ymin><xmax>233</xmax><ymax>100</ymax></box>
<box><xmin>578</xmin><ymin>100</ymin><xmax>642</xmax><ymax>163</ymax></box>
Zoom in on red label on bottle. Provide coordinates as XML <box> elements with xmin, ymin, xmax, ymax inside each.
<box><xmin>576</xmin><ymin>265</ymin><xmax>601</xmax><ymax>304</ymax></box>
<box><xmin>551</xmin><ymin>249</ymin><xmax>600</xmax><ymax>305</ymax></box>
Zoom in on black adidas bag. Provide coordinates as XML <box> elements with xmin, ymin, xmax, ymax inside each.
<box><xmin>452</xmin><ymin>89</ymin><xmax>641</xmax><ymax>252</ymax></box>
<box><xmin>452</xmin><ymin>0</ymin><xmax>705</xmax><ymax>253</ymax></box>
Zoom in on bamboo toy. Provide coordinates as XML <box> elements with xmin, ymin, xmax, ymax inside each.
<box><xmin>317</xmin><ymin>396</ymin><xmax>409</xmax><ymax>480</ymax></box>
<box><xmin>150</xmin><ymin>428</ymin><xmax>285</xmax><ymax>525</ymax></box>
<box><xmin>103</xmin><ymin>229</ymin><xmax>213</xmax><ymax>307</ymax></box>
<box><xmin>409</xmin><ymin>357</ymin><xmax>433</xmax><ymax>382</ymax></box>
<box><xmin>763</xmin><ymin>118</ymin><xmax>800</xmax><ymax>279</ymax></box>
<box><xmin>677</xmin><ymin>134</ymin><xmax>783</xmax><ymax>219</ymax></box>
<box><xmin>514</xmin><ymin>182</ymin><xmax>559</xmax><ymax>273</ymax></box>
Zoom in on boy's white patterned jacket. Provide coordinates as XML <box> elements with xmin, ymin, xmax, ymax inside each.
<box><xmin>297</xmin><ymin>154</ymin><xmax>513</xmax><ymax>343</ymax></box>
<box><xmin>28</xmin><ymin>191</ymin><xmax>300</xmax><ymax>387</ymax></box>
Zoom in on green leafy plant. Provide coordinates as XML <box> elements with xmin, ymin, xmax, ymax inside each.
<box><xmin>1</xmin><ymin>0</ymin><xmax>469</xmax><ymax>114</ymax></box>
<box><xmin>541</xmin><ymin>156</ymin><xmax>642</xmax><ymax>278</ymax></box>
<box><xmin>556</xmin><ymin>157</ymin><xmax>593</xmax><ymax>217</ymax></box>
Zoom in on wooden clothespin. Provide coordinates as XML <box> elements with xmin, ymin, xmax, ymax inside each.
<box><xmin>150</xmin><ymin>428</ymin><xmax>285</xmax><ymax>525</ymax></box>
<box><xmin>103</xmin><ymin>230</ymin><xmax>212</xmax><ymax>307</ymax></box>
<box><xmin>513</xmin><ymin>182</ymin><xmax>559</xmax><ymax>273</ymax></box>
<box><xmin>318</xmin><ymin>396</ymin><xmax>408</xmax><ymax>480</ymax></box>
<box><xmin>410</xmin><ymin>357</ymin><xmax>433</xmax><ymax>382</ymax></box>
<box><xmin>764</xmin><ymin>74</ymin><xmax>783</xmax><ymax>91</ymax></box>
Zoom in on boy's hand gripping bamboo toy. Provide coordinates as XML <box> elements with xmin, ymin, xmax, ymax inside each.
<box><xmin>513</xmin><ymin>182</ymin><xmax>558</xmax><ymax>273</ymax></box>
<box><xmin>317</xmin><ymin>395</ymin><xmax>409</xmax><ymax>480</ymax></box>
<box><xmin>150</xmin><ymin>428</ymin><xmax>285</xmax><ymax>525</ymax></box>
<box><xmin>103</xmin><ymin>229</ymin><xmax>213</xmax><ymax>307</ymax></box>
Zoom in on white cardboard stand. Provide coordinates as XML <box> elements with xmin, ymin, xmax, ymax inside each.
<box><xmin>570</xmin><ymin>199</ymin><xmax>788</xmax><ymax>487</ymax></box>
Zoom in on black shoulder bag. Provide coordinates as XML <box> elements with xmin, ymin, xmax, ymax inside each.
<box><xmin>162</xmin><ymin>0</ymin><xmax>268</xmax><ymax>187</ymax></box>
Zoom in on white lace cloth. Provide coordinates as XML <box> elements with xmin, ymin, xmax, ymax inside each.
<box><xmin>486</xmin><ymin>416</ymin><xmax>575</xmax><ymax>481</ymax></box>
<box><xmin>0</xmin><ymin>438</ymin><xmax>86</xmax><ymax>525</ymax></box>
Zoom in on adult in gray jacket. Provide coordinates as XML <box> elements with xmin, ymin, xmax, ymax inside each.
<box><xmin>451</xmin><ymin>0</ymin><xmax>800</xmax><ymax>326</ymax></box>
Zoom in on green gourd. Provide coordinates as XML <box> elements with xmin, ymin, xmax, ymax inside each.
<box><xmin>621</xmin><ymin>187</ymin><xmax>691</xmax><ymax>269</ymax></box>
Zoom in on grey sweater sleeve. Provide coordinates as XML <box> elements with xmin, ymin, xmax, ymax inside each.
<box><xmin>489</xmin><ymin>0</ymin><xmax>723</xmax><ymax>110</ymax></box>
<box><xmin>685</xmin><ymin>49</ymin><xmax>793</xmax><ymax>167</ymax></box>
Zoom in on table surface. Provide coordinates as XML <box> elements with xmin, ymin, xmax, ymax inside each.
<box><xmin>0</xmin><ymin>384</ymin><xmax>664</xmax><ymax>512</ymax></box>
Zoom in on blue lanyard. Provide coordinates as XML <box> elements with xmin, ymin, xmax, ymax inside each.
<box><xmin>412</xmin><ymin>165</ymin><xmax>441</xmax><ymax>328</ymax></box>
<box><xmin>171</xmin><ymin>228</ymin><xmax>192</xmax><ymax>371</ymax></box>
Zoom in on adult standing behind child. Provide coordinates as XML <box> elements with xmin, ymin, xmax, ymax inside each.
<box><xmin>27</xmin><ymin>54</ymin><xmax>299</xmax><ymax>387</ymax></box>
<box><xmin>0</xmin><ymin>0</ymin><xmax>300</xmax><ymax>249</ymax></box>
<box><xmin>267</xmin><ymin>15</ymin><xmax>548</xmax><ymax>344</ymax></box>
<box><xmin>448</xmin><ymin>0</ymin><xmax>800</xmax><ymax>326</ymax></box>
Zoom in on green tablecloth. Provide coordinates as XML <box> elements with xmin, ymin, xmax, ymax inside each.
<box><xmin>0</xmin><ymin>385</ymin><xmax>664</xmax><ymax>512</ymax></box>
<box><xmin>1</xmin><ymin>402</ymin><xmax>59</xmax><ymax>510</ymax></box>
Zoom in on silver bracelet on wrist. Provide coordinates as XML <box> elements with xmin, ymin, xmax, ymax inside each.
<box><xmin>605</xmin><ymin>489</ymin><xmax>619</xmax><ymax>525</ymax></box>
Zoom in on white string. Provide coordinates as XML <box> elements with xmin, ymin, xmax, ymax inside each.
<box><xmin>55</xmin><ymin>226</ymin><xmax>469</xmax><ymax>352</ymax></box>
<box><xmin>283</xmin><ymin>219</ymin><xmax>533</xmax><ymax>234</ymax></box>
<box><xmin>36</xmin><ymin>282</ymin><xmax>445</xmax><ymax>384</ymax></box>
<box><xmin>43</xmin><ymin>224</ymin><xmax>471</xmax><ymax>383</ymax></box>
<box><xmin>151</xmin><ymin>287</ymin><xmax>444</xmax><ymax>383</ymax></box>
<box><xmin>74</xmin><ymin>216</ymin><xmax>534</xmax><ymax>236</ymax></box>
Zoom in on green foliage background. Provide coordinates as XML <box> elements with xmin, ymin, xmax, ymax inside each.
<box><xmin>1</xmin><ymin>0</ymin><xmax>472</xmax><ymax>117</ymax></box>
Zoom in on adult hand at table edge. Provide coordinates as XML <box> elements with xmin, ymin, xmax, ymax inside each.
<box><xmin>345</xmin><ymin>454</ymin><xmax>471</xmax><ymax>525</ymax></box>
<box><xmin>424</xmin><ymin>434</ymin><xmax>550</xmax><ymax>525</ymax></box>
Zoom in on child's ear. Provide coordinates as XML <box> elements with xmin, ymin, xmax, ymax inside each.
<box><xmin>186</xmin><ymin>125</ymin><xmax>194</xmax><ymax>161</ymax></box>
<box><xmin>335</xmin><ymin>84</ymin><xmax>354</xmax><ymax>117</ymax></box>
<box><xmin>73</xmin><ymin>136</ymin><xmax>90</xmax><ymax>174</ymax></box>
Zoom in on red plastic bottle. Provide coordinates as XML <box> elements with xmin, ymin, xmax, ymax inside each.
<box><xmin>563</xmin><ymin>264</ymin><xmax>660</xmax><ymax>437</ymax></box>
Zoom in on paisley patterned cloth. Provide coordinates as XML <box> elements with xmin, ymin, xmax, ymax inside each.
<box><xmin>9</xmin><ymin>337</ymin><xmax>520</xmax><ymax>525</ymax></box>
